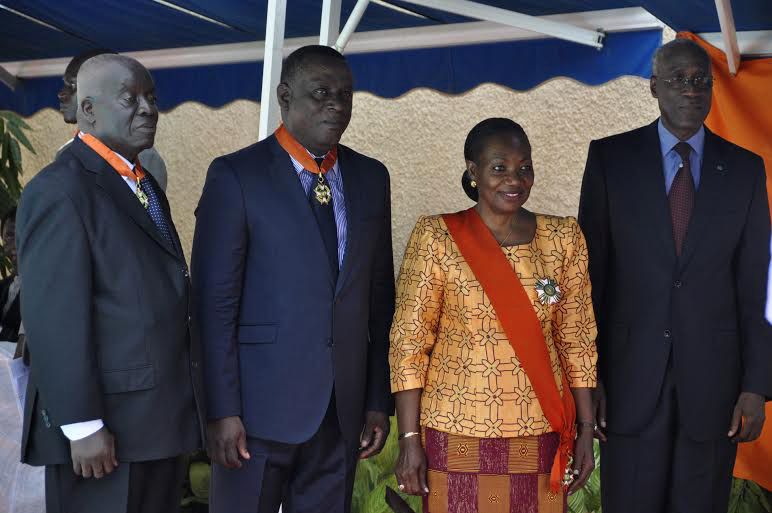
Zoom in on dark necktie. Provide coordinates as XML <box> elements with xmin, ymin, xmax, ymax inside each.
<box><xmin>669</xmin><ymin>142</ymin><xmax>695</xmax><ymax>256</ymax></box>
<box><xmin>308</xmin><ymin>158</ymin><xmax>339</xmax><ymax>281</ymax></box>
<box><xmin>139</xmin><ymin>176</ymin><xmax>175</xmax><ymax>250</ymax></box>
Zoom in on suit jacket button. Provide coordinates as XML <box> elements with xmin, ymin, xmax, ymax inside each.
<box><xmin>663</xmin><ymin>330</ymin><xmax>671</xmax><ymax>338</ymax></box>
<box><xmin>326</xmin><ymin>338</ymin><xmax>334</xmax><ymax>348</ymax></box>
<box><xmin>41</xmin><ymin>409</ymin><xmax>51</xmax><ymax>428</ymax></box>
<box><xmin>191</xmin><ymin>361</ymin><xmax>199</xmax><ymax>369</ymax></box>
<box><xmin>183</xmin><ymin>269</ymin><xmax>190</xmax><ymax>278</ymax></box>
<box><xmin>674</xmin><ymin>280</ymin><xmax>682</xmax><ymax>288</ymax></box>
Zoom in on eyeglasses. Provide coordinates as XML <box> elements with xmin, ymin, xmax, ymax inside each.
<box><xmin>655</xmin><ymin>75</ymin><xmax>714</xmax><ymax>91</ymax></box>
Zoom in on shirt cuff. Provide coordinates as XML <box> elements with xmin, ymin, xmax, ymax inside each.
<box><xmin>60</xmin><ymin>419</ymin><xmax>104</xmax><ymax>441</ymax></box>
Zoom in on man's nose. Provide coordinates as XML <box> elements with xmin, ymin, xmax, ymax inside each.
<box><xmin>137</xmin><ymin>96</ymin><xmax>157</xmax><ymax>115</ymax></box>
<box><xmin>326</xmin><ymin>92</ymin><xmax>348</xmax><ymax>110</ymax></box>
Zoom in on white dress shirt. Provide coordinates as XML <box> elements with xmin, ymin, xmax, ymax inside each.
<box><xmin>60</xmin><ymin>135</ymin><xmax>138</xmax><ymax>441</ymax></box>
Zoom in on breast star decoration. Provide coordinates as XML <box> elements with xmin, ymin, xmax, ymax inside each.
<box><xmin>535</xmin><ymin>277</ymin><xmax>561</xmax><ymax>305</ymax></box>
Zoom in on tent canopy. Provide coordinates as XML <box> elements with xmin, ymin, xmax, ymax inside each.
<box><xmin>0</xmin><ymin>0</ymin><xmax>768</xmax><ymax>116</ymax></box>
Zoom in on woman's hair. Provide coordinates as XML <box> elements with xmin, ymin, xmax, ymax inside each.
<box><xmin>461</xmin><ymin>118</ymin><xmax>529</xmax><ymax>201</ymax></box>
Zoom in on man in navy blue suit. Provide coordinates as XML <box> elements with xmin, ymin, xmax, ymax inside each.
<box><xmin>192</xmin><ymin>45</ymin><xmax>395</xmax><ymax>513</ymax></box>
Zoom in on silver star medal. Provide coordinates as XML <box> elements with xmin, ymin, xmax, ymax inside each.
<box><xmin>535</xmin><ymin>277</ymin><xmax>561</xmax><ymax>305</ymax></box>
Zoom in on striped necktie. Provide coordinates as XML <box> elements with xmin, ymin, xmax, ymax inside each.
<box><xmin>308</xmin><ymin>158</ymin><xmax>338</xmax><ymax>281</ymax></box>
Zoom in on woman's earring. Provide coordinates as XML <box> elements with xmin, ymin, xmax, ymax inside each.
<box><xmin>470</xmin><ymin>180</ymin><xmax>477</xmax><ymax>188</ymax></box>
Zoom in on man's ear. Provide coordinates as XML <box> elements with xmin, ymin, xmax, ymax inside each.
<box><xmin>650</xmin><ymin>76</ymin><xmax>658</xmax><ymax>99</ymax></box>
<box><xmin>80</xmin><ymin>97</ymin><xmax>95</xmax><ymax>126</ymax></box>
<box><xmin>277</xmin><ymin>82</ymin><xmax>291</xmax><ymax>112</ymax></box>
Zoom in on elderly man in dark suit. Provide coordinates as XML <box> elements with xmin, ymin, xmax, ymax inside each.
<box><xmin>17</xmin><ymin>54</ymin><xmax>203</xmax><ymax>513</ymax></box>
<box><xmin>192</xmin><ymin>45</ymin><xmax>395</xmax><ymax>513</ymax></box>
<box><xmin>579</xmin><ymin>38</ymin><xmax>771</xmax><ymax>513</ymax></box>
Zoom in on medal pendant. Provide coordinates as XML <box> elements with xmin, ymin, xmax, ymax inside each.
<box><xmin>314</xmin><ymin>175</ymin><xmax>332</xmax><ymax>205</ymax></box>
<box><xmin>136</xmin><ymin>187</ymin><xmax>150</xmax><ymax>210</ymax></box>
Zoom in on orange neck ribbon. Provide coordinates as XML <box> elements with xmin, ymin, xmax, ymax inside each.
<box><xmin>79</xmin><ymin>133</ymin><xmax>146</xmax><ymax>183</ymax></box>
<box><xmin>274</xmin><ymin>124</ymin><xmax>338</xmax><ymax>174</ymax></box>
<box><xmin>443</xmin><ymin>208</ymin><xmax>576</xmax><ymax>493</ymax></box>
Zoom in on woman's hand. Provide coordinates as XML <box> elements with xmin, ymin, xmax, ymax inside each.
<box><xmin>394</xmin><ymin>436</ymin><xmax>429</xmax><ymax>496</ymax></box>
<box><xmin>567</xmin><ymin>425</ymin><xmax>595</xmax><ymax>495</ymax></box>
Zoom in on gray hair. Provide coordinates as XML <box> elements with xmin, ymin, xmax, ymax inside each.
<box><xmin>651</xmin><ymin>39</ymin><xmax>711</xmax><ymax>76</ymax></box>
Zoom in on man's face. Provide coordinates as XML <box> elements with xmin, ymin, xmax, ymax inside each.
<box><xmin>278</xmin><ymin>57</ymin><xmax>353</xmax><ymax>155</ymax></box>
<box><xmin>83</xmin><ymin>62</ymin><xmax>158</xmax><ymax>160</ymax></box>
<box><xmin>58</xmin><ymin>70</ymin><xmax>78</xmax><ymax>124</ymax></box>
<box><xmin>651</xmin><ymin>48</ymin><xmax>712</xmax><ymax>138</ymax></box>
<box><xmin>2</xmin><ymin>218</ymin><xmax>16</xmax><ymax>270</ymax></box>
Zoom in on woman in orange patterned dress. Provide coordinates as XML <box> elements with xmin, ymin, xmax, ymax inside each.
<box><xmin>390</xmin><ymin>118</ymin><xmax>598</xmax><ymax>513</ymax></box>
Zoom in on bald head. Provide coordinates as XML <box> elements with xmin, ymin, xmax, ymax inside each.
<box><xmin>58</xmin><ymin>49</ymin><xmax>116</xmax><ymax>124</ymax></box>
<box><xmin>76</xmin><ymin>55</ymin><xmax>151</xmax><ymax>102</ymax></box>
<box><xmin>77</xmin><ymin>55</ymin><xmax>158</xmax><ymax>161</ymax></box>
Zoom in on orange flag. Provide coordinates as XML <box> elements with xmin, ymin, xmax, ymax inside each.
<box><xmin>680</xmin><ymin>31</ymin><xmax>772</xmax><ymax>492</ymax></box>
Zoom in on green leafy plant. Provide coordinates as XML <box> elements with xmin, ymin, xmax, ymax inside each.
<box><xmin>728</xmin><ymin>477</ymin><xmax>771</xmax><ymax>513</ymax></box>
<box><xmin>180</xmin><ymin>450</ymin><xmax>211</xmax><ymax>513</ymax></box>
<box><xmin>0</xmin><ymin>110</ymin><xmax>33</xmax><ymax>277</ymax></box>
<box><xmin>353</xmin><ymin>416</ymin><xmax>422</xmax><ymax>513</ymax></box>
<box><xmin>0</xmin><ymin>110</ymin><xmax>32</xmax><ymax>212</ymax></box>
<box><xmin>568</xmin><ymin>441</ymin><xmax>602</xmax><ymax>513</ymax></box>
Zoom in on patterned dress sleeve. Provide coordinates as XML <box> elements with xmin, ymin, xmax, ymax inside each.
<box><xmin>552</xmin><ymin>217</ymin><xmax>598</xmax><ymax>388</ymax></box>
<box><xmin>389</xmin><ymin>216</ymin><xmax>445</xmax><ymax>392</ymax></box>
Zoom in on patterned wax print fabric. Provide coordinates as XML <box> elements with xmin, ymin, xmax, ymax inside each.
<box><xmin>390</xmin><ymin>214</ymin><xmax>597</xmax><ymax>439</ymax></box>
<box><xmin>422</xmin><ymin>428</ymin><xmax>566</xmax><ymax>513</ymax></box>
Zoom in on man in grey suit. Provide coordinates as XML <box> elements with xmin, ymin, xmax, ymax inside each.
<box><xmin>17</xmin><ymin>54</ymin><xmax>203</xmax><ymax>513</ymax></box>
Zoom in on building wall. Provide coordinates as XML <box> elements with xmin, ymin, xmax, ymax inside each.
<box><xmin>19</xmin><ymin>20</ymin><xmax>673</xmax><ymax>273</ymax></box>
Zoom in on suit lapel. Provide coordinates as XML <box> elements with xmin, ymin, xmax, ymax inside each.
<box><xmin>71</xmin><ymin>139</ymin><xmax>179</xmax><ymax>259</ymax></box>
<box><xmin>335</xmin><ymin>147</ymin><xmax>359</xmax><ymax>297</ymax></box>
<box><xmin>678</xmin><ymin>129</ymin><xmax>724</xmax><ymax>271</ymax></box>
<box><xmin>633</xmin><ymin>121</ymin><xmax>678</xmax><ymax>264</ymax></box>
<box><xmin>266</xmin><ymin>137</ymin><xmax>336</xmax><ymax>290</ymax></box>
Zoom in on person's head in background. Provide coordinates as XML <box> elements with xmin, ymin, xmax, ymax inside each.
<box><xmin>58</xmin><ymin>48</ymin><xmax>117</xmax><ymax>124</ymax></box>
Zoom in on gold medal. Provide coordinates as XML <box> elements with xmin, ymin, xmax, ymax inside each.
<box><xmin>314</xmin><ymin>174</ymin><xmax>332</xmax><ymax>205</ymax></box>
<box><xmin>136</xmin><ymin>179</ymin><xmax>150</xmax><ymax>209</ymax></box>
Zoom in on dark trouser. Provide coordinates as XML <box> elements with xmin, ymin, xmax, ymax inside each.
<box><xmin>210</xmin><ymin>396</ymin><xmax>358</xmax><ymax>513</ymax></box>
<box><xmin>601</xmin><ymin>366</ymin><xmax>737</xmax><ymax>513</ymax></box>
<box><xmin>45</xmin><ymin>455</ymin><xmax>187</xmax><ymax>513</ymax></box>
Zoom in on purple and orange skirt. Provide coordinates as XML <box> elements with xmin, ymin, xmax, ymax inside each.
<box><xmin>422</xmin><ymin>428</ymin><xmax>566</xmax><ymax>513</ymax></box>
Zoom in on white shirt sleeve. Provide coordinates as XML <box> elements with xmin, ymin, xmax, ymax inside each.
<box><xmin>766</xmin><ymin>236</ymin><xmax>772</xmax><ymax>325</ymax></box>
<box><xmin>61</xmin><ymin>419</ymin><xmax>104</xmax><ymax>441</ymax></box>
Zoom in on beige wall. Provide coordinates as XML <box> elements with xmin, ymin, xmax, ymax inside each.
<box><xmin>19</xmin><ymin>14</ymin><xmax>675</xmax><ymax>272</ymax></box>
<box><xmin>18</xmin><ymin>77</ymin><xmax>661</xmax><ymax>270</ymax></box>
